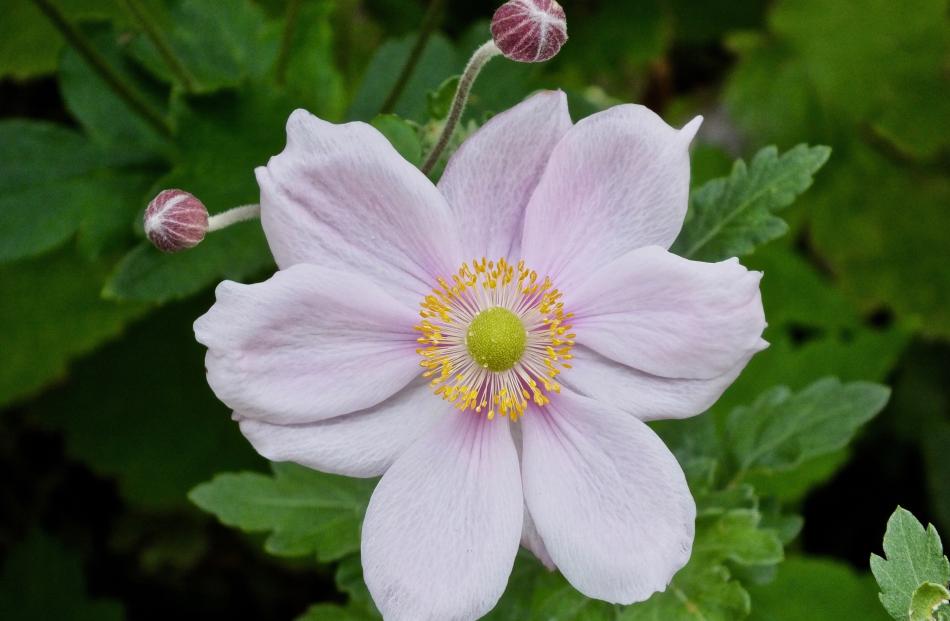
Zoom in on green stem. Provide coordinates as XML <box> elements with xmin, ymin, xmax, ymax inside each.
<box><xmin>121</xmin><ymin>0</ymin><xmax>198</xmax><ymax>93</ymax></box>
<box><xmin>379</xmin><ymin>0</ymin><xmax>445</xmax><ymax>114</ymax></box>
<box><xmin>420</xmin><ymin>40</ymin><xmax>500</xmax><ymax>175</ymax></box>
<box><xmin>31</xmin><ymin>0</ymin><xmax>172</xmax><ymax>138</ymax></box>
<box><xmin>275</xmin><ymin>0</ymin><xmax>303</xmax><ymax>85</ymax></box>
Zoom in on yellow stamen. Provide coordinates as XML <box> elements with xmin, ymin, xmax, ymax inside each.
<box><xmin>415</xmin><ymin>257</ymin><xmax>575</xmax><ymax>421</ymax></box>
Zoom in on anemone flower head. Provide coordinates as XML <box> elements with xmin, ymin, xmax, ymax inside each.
<box><xmin>194</xmin><ymin>91</ymin><xmax>767</xmax><ymax>621</ymax></box>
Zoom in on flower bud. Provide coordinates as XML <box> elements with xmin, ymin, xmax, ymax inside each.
<box><xmin>144</xmin><ymin>189</ymin><xmax>209</xmax><ymax>253</ymax></box>
<box><xmin>491</xmin><ymin>0</ymin><xmax>567</xmax><ymax>63</ymax></box>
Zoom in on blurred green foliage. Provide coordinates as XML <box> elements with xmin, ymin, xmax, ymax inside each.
<box><xmin>0</xmin><ymin>0</ymin><xmax>947</xmax><ymax>619</ymax></box>
<box><xmin>0</xmin><ymin>532</ymin><xmax>125</xmax><ymax>620</ymax></box>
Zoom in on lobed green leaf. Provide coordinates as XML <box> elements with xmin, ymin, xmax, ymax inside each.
<box><xmin>725</xmin><ymin>378</ymin><xmax>890</xmax><ymax>480</ymax></box>
<box><xmin>671</xmin><ymin>144</ymin><xmax>830</xmax><ymax>262</ymax></box>
<box><xmin>871</xmin><ymin>507</ymin><xmax>950</xmax><ymax>620</ymax></box>
<box><xmin>190</xmin><ymin>462</ymin><xmax>375</xmax><ymax>562</ymax></box>
<box><xmin>0</xmin><ymin>248</ymin><xmax>146</xmax><ymax>408</ymax></box>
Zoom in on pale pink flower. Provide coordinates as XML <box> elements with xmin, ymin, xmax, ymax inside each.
<box><xmin>195</xmin><ymin>91</ymin><xmax>766</xmax><ymax>621</ymax></box>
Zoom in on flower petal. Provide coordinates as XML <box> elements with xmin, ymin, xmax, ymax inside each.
<box><xmin>507</xmin><ymin>420</ymin><xmax>557</xmax><ymax>570</ymax></box>
<box><xmin>521</xmin><ymin>389</ymin><xmax>695</xmax><ymax>604</ymax></box>
<box><xmin>438</xmin><ymin>90</ymin><xmax>572</xmax><ymax>260</ymax></box>
<box><xmin>194</xmin><ymin>264</ymin><xmax>420</xmax><ymax>425</ymax></box>
<box><xmin>522</xmin><ymin>507</ymin><xmax>556</xmax><ymax>570</ymax></box>
<box><xmin>257</xmin><ymin>109</ymin><xmax>464</xmax><ymax>307</ymax></box>
<box><xmin>362</xmin><ymin>414</ymin><xmax>522</xmax><ymax>621</ymax></box>
<box><xmin>235</xmin><ymin>379</ymin><xmax>442</xmax><ymax>478</ymax></box>
<box><xmin>520</xmin><ymin>105</ymin><xmax>700</xmax><ymax>290</ymax></box>
<box><xmin>569</xmin><ymin>245</ymin><xmax>766</xmax><ymax>380</ymax></box>
<box><xmin>562</xmin><ymin>345</ymin><xmax>764</xmax><ymax>421</ymax></box>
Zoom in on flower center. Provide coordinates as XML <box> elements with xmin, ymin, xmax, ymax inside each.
<box><xmin>415</xmin><ymin>257</ymin><xmax>575</xmax><ymax>421</ymax></box>
<box><xmin>466</xmin><ymin>307</ymin><xmax>527</xmax><ymax>371</ymax></box>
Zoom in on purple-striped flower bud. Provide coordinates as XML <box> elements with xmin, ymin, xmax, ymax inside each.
<box><xmin>144</xmin><ymin>189</ymin><xmax>209</xmax><ymax>253</ymax></box>
<box><xmin>491</xmin><ymin>0</ymin><xmax>567</xmax><ymax>63</ymax></box>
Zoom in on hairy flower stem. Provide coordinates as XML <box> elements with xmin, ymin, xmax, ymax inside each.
<box><xmin>379</xmin><ymin>0</ymin><xmax>446</xmax><ymax>114</ymax></box>
<box><xmin>31</xmin><ymin>0</ymin><xmax>173</xmax><ymax>138</ymax></box>
<box><xmin>120</xmin><ymin>0</ymin><xmax>197</xmax><ymax>93</ymax></box>
<box><xmin>420</xmin><ymin>40</ymin><xmax>501</xmax><ymax>175</ymax></box>
<box><xmin>207</xmin><ymin>204</ymin><xmax>261</xmax><ymax>233</ymax></box>
<box><xmin>275</xmin><ymin>0</ymin><xmax>303</xmax><ymax>86</ymax></box>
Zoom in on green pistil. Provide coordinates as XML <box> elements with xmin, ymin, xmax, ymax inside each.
<box><xmin>466</xmin><ymin>307</ymin><xmax>527</xmax><ymax>372</ymax></box>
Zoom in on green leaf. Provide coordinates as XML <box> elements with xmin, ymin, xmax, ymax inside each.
<box><xmin>911</xmin><ymin>583</ymin><xmax>950</xmax><ymax>621</ymax></box>
<box><xmin>528</xmin><ymin>569</ymin><xmax>615</xmax><ymax>621</ymax></box>
<box><xmin>76</xmin><ymin>170</ymin><xmax>158</xmax><ymax>260</ymax></box>
<box><xmin>695</xmin><ymin>484</ymin><xmax>758</xmax><ymax>517</ymax></box>
<box><xmin>58</xmin><ymin>23</ymin><xmax>171</xmax><ymax>158</ymax></box>
<box><xmin>723</xmin><ymin>36</ymin><xmax>818</xmax><ymax>151</ymax></box>
<box><xmin>427</xmin><ymin>75</ymin><xmax>459</xmax><ymax>121</ymax></box>
<box><xmin>724</xmin><ymin>0</ymin><xmax>950</xmax><ymax>338</ymax></box>
<box><xmin>669</xmin><ymin>0</ymin><xmax>768</xmax><ymax>44</ymax></box>
<box><xmin>694</xmin><ymin>510</ymin><xmax>784</xmax><ymax>566</ymax></box>
<box><xmin>742</xmin><ymin>245</ymin><xmax>860</xmax><ymax>331</ymax></box>
<box><xmin>747</xmin><ymin>556</ymin><xmax>891</xmax><ymax>621</ymax></box>
<box><xmin>371</xmin><ymin>114</ymin><xmax>422</xmax><ymax>166</ymax></box>
<box><xmin>334</xmin><ymin>555</ymin><xmax>379</xmax><ymax>618</ymax></box>
<box><xmin>104</xmin><ymin>222</ymin><xmax>271</xmax><ymax>303</ymax></box>
<box><xmin>622</xmin><ymin>564</ymin><xmax>750</xmax><ymax>621</ymax></box>
<box><xmin>806</xmin><ymin>141</ymin><xmax>950</xmax><ymax>340</ymax></box>
<box><xmin>0</xmin><ymin>247</ymin><xmax>146</xmax><ymax>408</ymax></box>
<box><xmin>348</xmin><ymin>32</ymin><xmax>461</xmax><ymax>122</ymax></box>
<box><xmin>552</xmin><ymin>0</ymin><xmax>668</xmax><ymax>85</ymax></box>
<box><xmin>726</xmin><ymin>378</ymin><xmax>890</xmax><ymax>479</ymax></box>
<box><xmin>128</xmin><ymin>0</ymin><xmax>278</xmax><ymax>93</ymax></box>
<box><xmin>104</xmin><ymin>87</ymin><xmax>294</xmax><ymax>302</ymax></box>
<box><xmin>0</xmin><ymin>120</ymin><xmax>133</xmax><ymax>263</ymax></box>
<box><xmin>30</xmin><ymin>298</ymin><xmax>261</xmax><ymax>509</ymax></box>
<box><xmin>280</xmin><ymin>0</ymin><xmax>346</xmax><ymax>119</ymax></box>
<box><xmin>771</xmin><ymin>0</ymin><xmax>948</xmax><ymax>159</ymax></box>
<box><xmin>871</xmin><ymin>507</ymin><xmax>950</xmax><ymax>620</ymax></box>
<box><xmin>190</xmin><ymin>462</ymin><xmax>375</xmax><ymax>562</ymax></box>
<box><xmin>726</xmin><ymin>0</ymin><xmax>949</xmax><ymax>159</ymax></box>
<box><xmin>485</xmin><ymin>555</ymin><xmax>616</xmax><ymax>620</ymax></box>
<box><xmin>0</xmin><ymin>0</ymin><xmax>122</xmax><ymax>80</ymax></box>
<box><xmin>0</xmin><ymin>531</ymin><xmax>125</xmax><ymax>620</ymax></box>
<box><xmin>671</xmin><ymin>144</ymin><xmax>830</xmax><ymax>261</ymax></box>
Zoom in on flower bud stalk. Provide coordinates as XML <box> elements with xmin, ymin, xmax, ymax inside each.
<box><xmin>420</xmin><ymin>41</ymin><xmax>501</xmax><ymax>175</ymax></box>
